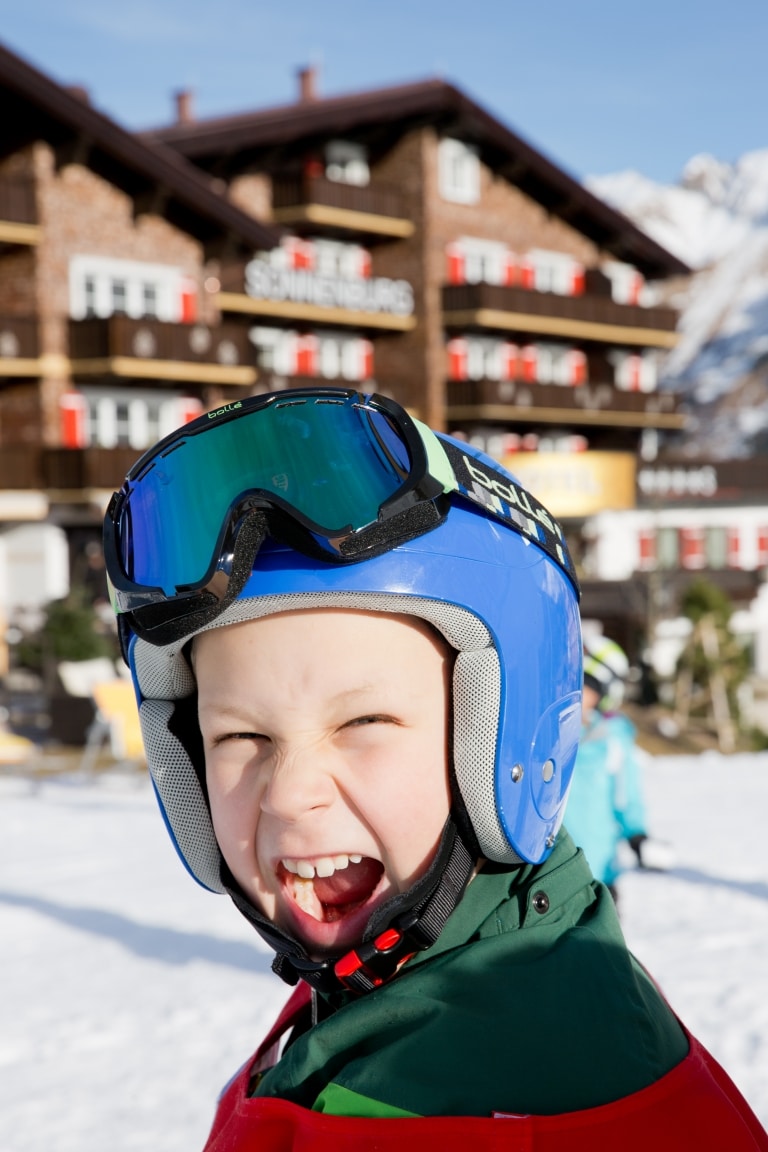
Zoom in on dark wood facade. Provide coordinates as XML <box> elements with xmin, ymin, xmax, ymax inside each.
<box><xmin>0</xmin><ymin>45</ymin><xmax>688</xmax><ymax>546</ymax></box>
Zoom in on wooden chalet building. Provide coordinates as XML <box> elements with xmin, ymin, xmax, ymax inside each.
<box><xmin>150</xmin><ymin>67</ymin><xmax>690</xmax><ymax>534</ymax></box>
<box><xmin>1</xmin><ymin>44</ymin><xmax>717</xmax><ymax>673</ymax></box>
<box><xmin>0</xmin><ymin>40</ymin><xmax>278</xmax><ymax>540</ymax></box>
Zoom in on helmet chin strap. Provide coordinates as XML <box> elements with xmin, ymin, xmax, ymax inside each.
<box><xmin>221</xmin><ymin>816</ymin><xmax>476</xmax><ymax>996</ymax></box>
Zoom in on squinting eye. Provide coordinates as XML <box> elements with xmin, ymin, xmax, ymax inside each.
<box><xmin>213</xmin><ymin>731</ymin><xmax>266</xmax><ymax>745</ymax></box>
<box><xmin>347</xmin><ymin>714</ymin><xmax>394</xmax><ymax>727</ymax></box>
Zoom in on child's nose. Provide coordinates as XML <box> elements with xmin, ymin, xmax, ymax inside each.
<box><xmin>260</xmin><ymin>746</ymin><xmax>336</xmax><ymax>821</ymax></box>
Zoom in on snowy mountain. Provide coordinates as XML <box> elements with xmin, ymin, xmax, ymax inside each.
<box><xmin>588</xmin><ymin>152</ymin><xmax>768</xmax><ymax>458</ymax></box>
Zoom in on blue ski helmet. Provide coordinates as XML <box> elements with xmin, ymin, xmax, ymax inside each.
<box><xmin>105</xmin><ymin>387</ymin><xmax>582</xmax><ymax>990</ymax></box>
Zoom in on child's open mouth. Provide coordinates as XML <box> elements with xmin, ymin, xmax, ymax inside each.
<box><xmin>278</xmin><ymin>854</ymin><xmax>386</xmax><ymax>926</ymax></box>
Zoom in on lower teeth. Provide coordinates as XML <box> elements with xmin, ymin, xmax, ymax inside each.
<box><xmin>293</xmin><ymin>877</ymin><xmax>317</xmax><ymax>915</ymax></box>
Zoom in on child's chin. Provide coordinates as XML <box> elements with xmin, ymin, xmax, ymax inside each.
<box><xmin>280</xmin><ymin>892</ymin><xmax>386</xmax><ymax>959</ymax></box>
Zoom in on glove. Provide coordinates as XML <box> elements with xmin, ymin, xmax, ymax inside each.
<box><xmin>627</xmin><ymin>834</ymin><xmax>676</xmax><ymax>871</ymax></box>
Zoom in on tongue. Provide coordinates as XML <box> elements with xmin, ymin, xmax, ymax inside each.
<box><xmin>313</xmin><ymin>858</ymin><xmax>384</xmax><ymax>906</ymax></box>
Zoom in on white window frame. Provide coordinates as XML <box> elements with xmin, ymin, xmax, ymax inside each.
<box><xmin>69</xmin><ymin>255</ymin><xmax>189</xmax><ymax>322</ymax></box>
<box><xmin>438</xmin><ymin>138</ymin><xmax>480</xmax><ymax>204</ymax></box>
<box><xmin>526</xmin><ymin>249</ymin><xmax>583</xmax><ymax>296</ymax></box>
<box><xmin>79</xmin><ymin>386</ymin><xmax>200</xmax><ymax>449</ymax></box>
<box><xmin>325</xmin><ymin>140</ymin><xmax>370</xmax><ymax>187</ymax></box>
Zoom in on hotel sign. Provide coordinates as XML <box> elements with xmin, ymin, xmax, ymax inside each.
<box><xmin>245</xmin><ymin>258</ymin><xmax>415</xmax><ymax>318</ymax></box>
<box><xmin>505</xmin><ymin>451</ymin><xmax>637</xmax><ymax>518</ymax></box>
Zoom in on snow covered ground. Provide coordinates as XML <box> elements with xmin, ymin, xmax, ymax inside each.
<box><xmin>2</xmin><ymin>750</ymin><xmax>767</xmax><ymax>1150</ymax></box>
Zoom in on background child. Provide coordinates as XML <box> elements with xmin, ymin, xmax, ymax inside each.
<box><xmin>105</xmin><ymin>387</ymin><xmax>767</xmax><ymax>1149</ymax></box>
<box><xmin>565</xmin><ymin>632</ymin><xmax>675</xmax><ymax>903</ymax></box>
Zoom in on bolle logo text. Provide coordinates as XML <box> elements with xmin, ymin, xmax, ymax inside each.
<box><xmin>208</xmin><ymin>401</ymin><xmax>243</xmax><ymax>419</ymax></box>
<box><xmin>462</xmin><ymin>454</ymin><xmax>558</xmax><ymax>538</ymax></box>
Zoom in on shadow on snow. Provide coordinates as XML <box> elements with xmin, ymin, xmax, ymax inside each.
<box><xmin>0</xmin><ymin>889</ymin><xmax>272</xmax><ymax>972</ymax></box>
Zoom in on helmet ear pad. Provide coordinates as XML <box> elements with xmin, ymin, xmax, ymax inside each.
<box><xmin>167</xmin><ymin>690</ymin><xmax>207</xmax><ymax>802</ymax></box>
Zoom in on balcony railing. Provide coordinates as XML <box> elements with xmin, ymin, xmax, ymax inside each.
<box><xmin>69</xmin><ymin>317</ymin><xmax>254</xmax><ymax>365</ymax></box>
<box><xmin>271</xmin><ymin>174</ymin><xmax>413</xmax><ymax>236</ymax></box>
<box><xmin>442</xmin><ymin>283</ymin><xmax>679</xmax><ymax>344</ymax></box>
<box><xmin>0</xmin><ymin>174</ymin><xmax>37</xmax><ymax>226</ymax></box>
<box><xmin>0</xmin><ymin>445</ymin><xmax>43</xmax><ymax>489</ymax></box>
<box><xmin>0</xmin><ymin>442</ymin><xmax>168</xmax><ymax>493</ymax></box>
<box><xmin>446</xmin><ymin>378</ymin><xmax>684</xmax><ymax>428</ymax></box>
<box><xmin>41</xmin><ymin>447</ymin><xmax>140</xmax><ymax>492</ymax></box>
<box><xmin>0</xmin><ymin>444</ymin><xmax>158</xmax><ymax>493</ymax></box>
<box><xmin>0</xmin><ymin>315</ymin><xmax>40</xmax><ymax>362</ymax></box>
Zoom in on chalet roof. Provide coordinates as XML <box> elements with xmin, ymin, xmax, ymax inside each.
<box><xmin>0</xmin><ymin>40</ymin><xmax>280</xmax><ymax>256</ymax></box>
<box><xmin>149</xmin><ymin>78</ymin><xmax>690</xmax><ymax>280</ymax></box>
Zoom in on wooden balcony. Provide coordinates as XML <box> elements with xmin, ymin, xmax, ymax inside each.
<box><xmin>0</xmin><ymin>444</ymin><xmax>43</xmax><ymax>488</ymax></box>
<box><xmin>0</xmin><ymin>174</ymin><xmax>40</xmax><ymax>246</ymax></box>
<box><xmin>446</xmin><ymin>378</ymin><xmax>686</xmax><ymax>431</ymax></box>
<box><xmin>69</xmin><ymin>317</ymin><xmax>258</xmax><ymax>386</ymax></box>
<box><xmin>442</xmin><ymin>283</ymin><xmax>679</xmax><ymax>349</ymax></box>
<box><xmin>41</xmin><ymin>446</ymin><xmax>140</xmax><ymax>492</ymax></box>
<box><xmin>0</xmin><ymin>444</ymin><xmax>140</xmax><ymax>494</ymax></box>
<box><xmin>271</xmin><ymin>174</ymin><xmax>414</xmax><ymax>238</ymax></box>
<box><xmin>0</xmin><ymin>315</ymin><xmax>41</xmax><ymax>375</ymax></box>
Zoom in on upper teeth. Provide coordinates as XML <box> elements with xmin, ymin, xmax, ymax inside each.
<box><xmin>282</xmin><ymin>854</ymin><xmax>363</xmax><ymax>880</ymax></box>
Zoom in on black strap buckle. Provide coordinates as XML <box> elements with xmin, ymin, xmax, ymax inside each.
<box><xmin>333</xmin><ymin>923</ymin><xmax>419</xmax><ymax>994</ymax></box>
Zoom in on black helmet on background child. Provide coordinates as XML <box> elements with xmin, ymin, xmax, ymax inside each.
<box><xmin>104</xmin><ymin>387</ymin><xmax>583</xmax><ymax>993</ymax></box>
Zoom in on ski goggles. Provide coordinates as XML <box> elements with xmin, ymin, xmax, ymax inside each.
<box><xmin>104</xmin><ymin>387</ymin><xmax>578</xmax><ymax>648</ymax></box>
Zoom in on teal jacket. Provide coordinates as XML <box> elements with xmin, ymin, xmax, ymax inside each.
<box><xmin>251</xmin><ymin>830</ymin><xmax>687</xmax><ymax>1118</ymax></box>
<box><xmin>565</xmin><ymin>711</ymin><xmax>648</xmax><ymax>886</ymax></box>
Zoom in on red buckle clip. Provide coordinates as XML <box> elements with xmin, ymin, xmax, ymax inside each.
<box><xmin>333</xmin><ymin>928</ymin><xmax>405</xmax><ymax>990</ymax></box>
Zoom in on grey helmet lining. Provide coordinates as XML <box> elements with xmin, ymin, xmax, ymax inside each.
<box><xmin>134</xmin><ymin>590</ymin><xmax>515</xmax><ymax>892</ymax></box>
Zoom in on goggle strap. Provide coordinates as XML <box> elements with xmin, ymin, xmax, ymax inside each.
<box><xmin>438</xmin><ymin>438</ymin><xmax>580</xmax><ymax>596</ymax></box>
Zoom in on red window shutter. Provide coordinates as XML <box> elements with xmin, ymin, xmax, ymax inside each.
<box><xmin>521</xmin><ymin>345</ymin><xmax>538</xmax><ymax>382</ymax></box>
<box><xmin>569</xmin><ymin>349</ymin><xmax>587</xmax><ymax>386</ymax></box>
<box><xmin>446</xmin><ymin>243</ymin><xmax>466</xmax><ymax>285</ymax></box>
<box><xmin>178</xmin><ymin>397</ymin><xmax>203</xmax><ymax>425</ymax></box>
<box><xmin>638</xmin><ymin>528</ymin><xmax>656</xmax><ymax>570</ymax></box>
<box><xmin>303</xmin><ymin>156</ymin><xmax>323</xmax><ymax>179</ymax></box>
<box><xmin>680</xmin><ymin>527</ymin><xmax>706</xmax><ymax>569</ymax></box>
<box><xmin>60</xmin><ymin>391</ymin><xmax>88</xmax><ymax>448</ymax></box>
<box><xmin>628</xmin><ymin>271</ymin><xmax>644</xmax><ymax>305</ymax></box>
<box><xmin>571</xmin><ymin>265</ymin><xmax>586</xmax><ymax>295</ymax></box>
<box><xmin>757</xmin><ymin>527</ymin><xmax>768</xmax><ymax>567</ymax></box>
<box><xmin>501</xmin><ymin>342</ymin><xmax>520</xmax><ymax>381</ymax></box>
<box><xmin>179</xmin><ymin>278</ymin><xmax>197</xmax><ymax>324</ymax></box>
<box><xmin>296</xmin><ymin>334</ymin><xmax>318</xmax><ymax>376</ymax></box>
<box><xmin>727</xmin><ymin>526</ymin><xmax>741</xmax><ymax>568</ymax></box>
<box><xmin>627</xmin><ymin>355</ymin><xmax>643</xmax><ymax>392</ymax></box>
<box><xmin>285</xmin><ymin>237</ymin><xmax>315</xmax><ymax>271</ymax></box>
<box><xmin>357</xmin><ymin>248</ymin><xmax>372</xmax><ymax>279</ymax></box>
<box><xmin>503</xmin><ymin>252</ymin><xmax>518</xmax><ymax>286</ymax></box>
<box><xmin>520</xmin><ymin>259</ymin><xmax>535</xmax><ymax>290</ymax></box>
<box><xmin>359</xmin><ymin>338</ymin><xmax>374</xmax><ymax>380</ymax></box>
<box><xmin>447</xmin><ymin>337</ymin><xmax>468</xmax><ymax>380</ymax></box>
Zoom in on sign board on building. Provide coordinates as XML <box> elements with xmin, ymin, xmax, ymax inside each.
<box><xmin>245</xmin><ymin>258</ymin><xmax>414</xmax><ymax>317</ymax></box>
<box><xmin>504</xmin><ymin>451</ymin><xmax>637</xmax><ymax>518</ymax></box>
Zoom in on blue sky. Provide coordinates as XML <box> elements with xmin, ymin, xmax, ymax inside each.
<box><xmin>1</xmin><ymin>0</ymin><xmax>767</xmax><ymax>185</ymax></box>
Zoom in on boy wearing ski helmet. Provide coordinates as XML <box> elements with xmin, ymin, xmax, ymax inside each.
<box><xmin>105</xmin><ymin>387</ymin><xmax>766</xmax><ymax>1149</ymax></box>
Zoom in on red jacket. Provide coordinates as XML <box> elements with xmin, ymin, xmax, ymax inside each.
<box><xmin>204</xmin><ymin>984</ymin><xmax>768</xmax><ymax>1152</ymax></box>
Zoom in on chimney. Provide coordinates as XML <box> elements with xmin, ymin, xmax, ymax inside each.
<box><xmin>65</xmin><ymin>85</ymin><xmax>91</xmax><ymax>105</ymax></box>
<box><xmin>174</xmin><ymin>89</ymin><xmax>194</xmax><ymax>124</ymax></box>
<box><xmin>297</xmin><ymin>66</ymin><xmax>317</xmax><ymax>103</ymax></box>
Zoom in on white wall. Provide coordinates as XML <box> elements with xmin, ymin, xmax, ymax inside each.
<box><xmin>0</xmin><ymin>524</ymin><xmax>70</xmax><ymax>619</ymax></box>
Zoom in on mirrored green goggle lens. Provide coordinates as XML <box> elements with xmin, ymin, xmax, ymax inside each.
<box><xmin>118</xmin><ymin>396</ymin><xmax>411</xmax><ymax>595</ymax></box>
